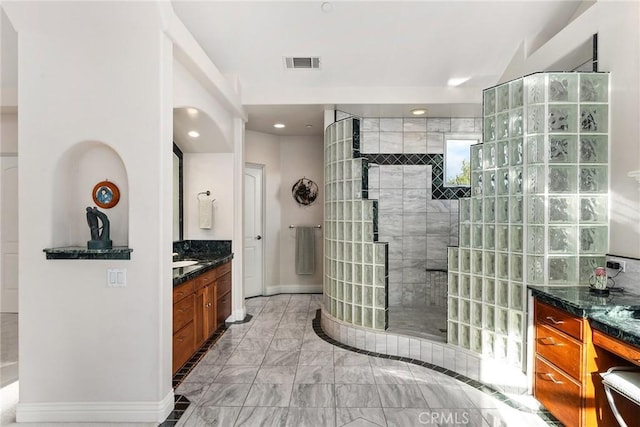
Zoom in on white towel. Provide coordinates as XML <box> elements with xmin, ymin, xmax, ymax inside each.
<box><xmin>199</xmin><ymin>196</ymin><xmax>212</xmax><ymax>229</ymax></box>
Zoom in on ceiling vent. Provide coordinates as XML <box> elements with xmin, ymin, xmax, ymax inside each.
<box><xmin>284</xmin><ymin>57</ymin><xmax>321</xmax><ymax>69</ymax></box>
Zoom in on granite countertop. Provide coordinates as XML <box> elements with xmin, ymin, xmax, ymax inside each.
<box><xmin>172</xmin><ymin>253</ymin><xmax>233</xmax><ymax>287</ymax></box>
<box><xmin>529</xmin><ymin>285</ymin><xmax>640</xmax><ymax>347</ymax></box>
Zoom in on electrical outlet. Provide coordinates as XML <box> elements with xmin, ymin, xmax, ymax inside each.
<box><xmin>606</xmin><ymin>259</ymin><xmax>626</xmax><ymax>272</ymax></box>
<box><xmin>606</xmin><ymin>261</ymin><xmax>620</xmax><ymax>270</ymax></box>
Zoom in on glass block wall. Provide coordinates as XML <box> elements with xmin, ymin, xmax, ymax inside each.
<box><xmin>324</xmin><ymin>117</ymin><xmax>389</xmax><ymax>330</ymax></box>
<box><xmin>447</xmin><ymin>72</ymin><xmax>609</xmax><ymax>369</ymax></box>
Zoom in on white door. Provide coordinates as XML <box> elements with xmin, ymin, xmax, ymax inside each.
<box><xmin>244</xmin><ymin>165</ymin><xmax>264</xmax><ymax>298</ymax></box>
<box><xmin>1</xmin><ymin>156</ymin><xmax>19</xmax><ymax>312</ymax></box>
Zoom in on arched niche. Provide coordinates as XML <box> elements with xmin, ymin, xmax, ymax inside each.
<box><xmin>52</xmin><ymin>141</ymin><xmax>129</xmax><ymax>247</ymax></box>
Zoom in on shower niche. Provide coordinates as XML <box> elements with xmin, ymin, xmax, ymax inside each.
<box><xmin>448</xmin><ymin>72</ymin><xmax>610</xmax><ymax>369</ymax></box>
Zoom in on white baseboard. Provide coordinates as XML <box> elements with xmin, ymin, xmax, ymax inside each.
<box><xmin>16</xmin><ymin>389</ymin><xmax>174</xmax><ymax>423</ymax></box>
<box><xmin>230</xmin><ymin>307</ymin><xmax>247</xmax><ymax>322</ymax></box>
<box><xmin>264</xmin><ymin>284</ymin><xmax>322</xmax><ymax>296</ymax></box>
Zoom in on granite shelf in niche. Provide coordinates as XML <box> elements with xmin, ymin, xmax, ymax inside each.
<box><xmin>43</xmin><ymin>246</ymin><xmax>133</xmax><ymax>260</ymax></box>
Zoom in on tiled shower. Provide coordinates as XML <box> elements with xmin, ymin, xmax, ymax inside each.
<box><xmin>324</xmin><ymin>115</ymin><xmax>482</xmax><ymax>337</ymax></box>
<box><xmin>361</xmin><ymin>117</ymin><xmax>481</xmax><ymax>339</ymax></box>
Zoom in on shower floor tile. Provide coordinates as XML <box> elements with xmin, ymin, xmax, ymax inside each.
<box><xmin>386</xmin><ymin>305</ymin><xmax>448</xmax><ymax>341</ymax></box>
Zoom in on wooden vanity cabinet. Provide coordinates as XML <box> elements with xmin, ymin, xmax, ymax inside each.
<box><xmin>194</xmin><ymin>268</ymin><xmax>217</xmax><ymax>347</ymax></box>
<box><xmin>215</xmin><ymin>265</ymin><xmax>232</xmax><ymax>325</ymax></box>
<box><xmin>173</xmin><ymin>260</ymin><xmax>232</xmax><ymax>374</ymax></box>
<box><xmin>172</xmin><ymin>280</ymin><xmax>195</xmax><ymax>373</ymax></box>
<box><xmin>533</xmin><ymin>300</ymin><xmax>618</xmax><ymax>427</ymax></box>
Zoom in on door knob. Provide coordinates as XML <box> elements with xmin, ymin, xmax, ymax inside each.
<box><xmin>256</xmin><ymin>235</ymin><xmax>262</xmax><ymax>240</ymax></box>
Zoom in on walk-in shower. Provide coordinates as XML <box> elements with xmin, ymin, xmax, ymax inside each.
<box><xmin>360</xmin><ymin>117</ymin><xmax>481</xmax><ymax>341</ymax></box>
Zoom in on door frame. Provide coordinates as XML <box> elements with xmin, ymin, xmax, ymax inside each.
<box><xmin>1</xmin><ymin>154</ymin><xmax>19</xmax><ymax>313</ymax></box>
<box><xmin>244</xmin><ymin>162</ymin><xmax>266</xmax><ymax>297</ymax></box>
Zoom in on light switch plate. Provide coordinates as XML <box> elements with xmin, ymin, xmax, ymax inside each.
<box><xmin>107</xmin><ymin>268</ymin><xmax>127</xmax><ymax>287</ymax></box>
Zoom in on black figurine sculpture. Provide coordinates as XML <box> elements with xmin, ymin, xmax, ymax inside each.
<box><xmin>86</xmin><ymin>206</ymin><xmax>112</xmax><ymax>249</ymax></box>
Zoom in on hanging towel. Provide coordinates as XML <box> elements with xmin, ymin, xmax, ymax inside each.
<box><xmin>295</xmin><ymin>227</ymin><xmax>315</xmax><ymax>275</ymax></box>
<box><xmin>198</xmin><ymin>196</ymin><xmax>213</xmax><ymax>229</ymax></box>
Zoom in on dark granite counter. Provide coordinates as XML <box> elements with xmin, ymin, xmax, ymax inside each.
<box><xmin>172</xmin><ymin>253</ymin><xmax>233</xmax><ymax>287</ymax></box>
<box><xmin>529</xmin><ymin>285</ymin><xmax>640</xmax><ymax>348</ymax></box>
<box><xmin>44</xmin><ymin>246</ymin><xmax>133</xmax><ymax>260</ymax></box>
<box><xmin>172</xmin><ymin>240</ymin><xmax>233</xmax><ymax>287</ymax></box>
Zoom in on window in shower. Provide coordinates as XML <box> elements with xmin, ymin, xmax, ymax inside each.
<box><xmin>444</xmin><ymin>138</ymin><xmax>477</xmax><ymax>187</ymax></box>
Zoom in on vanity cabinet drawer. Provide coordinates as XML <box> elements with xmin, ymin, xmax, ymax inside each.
<box><xmin>535</xmin><ymin>355</ymin><xmax>581</xmax><ymax>427</ymax></box>
<box><xmin>536</xmin><ymin>322</ymin><xmax>583</xmax><ymax>380</ymax></box>
<box><xmin>215</xmin><ymin>262</ymin><xmax>231</xmax><ymax>278</ymax></box>
<box><xmin>536</xmin><ymin>301</ymin><xmax>583</xmax><ymax>341</ymax></box>
<box><xmin>593</xmin><ymin>329</ymin><xmax>640</xmax><ymax>367</ymax></box>
<box><xmin>216</xmin><ymin>272</ymin><xmax>231</xmax><ymax>297</ymax></box>
<box><xmin>173</xmin><ymin>280</ymin><xmax>194</xmax><ymax>303</ymax></box>
<box><xmin>173</xmin><ymin>294</ymin><xmax>195</xmax><ymax>333</ymax></box>
<box><xmin>173</xmin><ymin>321</ymin><xmax>195</xmax><ymax>373</ymax></box>
<box><xmin>217</xmin><ymin>292</ymin><xmax>231</xmax><ymax>325</ymax></box>
<box><xmin>197</xmin><ymin>269</ymin><xmax>217</xmax><ymax>288</ymax></box>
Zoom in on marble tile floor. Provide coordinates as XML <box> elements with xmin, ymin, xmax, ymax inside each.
<box><xmin>387</xmin><ymin>305</ymin><xmax>447</xmax><ymax>342</ymax></box>
<box><xmin>1</xmin><ymin>313</ymin><xmax>19</xmax><ymax>388</ymax></box>
<box><xmin>175</xmin><ymin>294</ymin><xmax>554</xmax><ymax>427</ymax></box>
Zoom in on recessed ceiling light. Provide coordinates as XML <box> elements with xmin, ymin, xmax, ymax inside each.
<box><xmin>321</xmin><ymin>2</ymin><xmax>333</xmax><ymax>13</ymax></box>
<box><xmin>411</xmin><ymin>109</ymin><xmax>427</xmax><ymax>116</ymax></box>
<box><xmin>188</xmin><ymin>130</ymin><xmax>200</xmax><ymax>138</ymax></box>
<box><xmin>447</xmin><ymin>77</ymin><xmax>470</xmax><ymax>87</ymax></box>
<box><xmin>273</xmin><ymin>123</ymin><xmax>286</xmax><ymax>129</ymax></box>
<box><xmin>186</xmin><ymin>108</ymin><xmax>199</xmax><ymax>116</ymax></box>
<box><xmin>306</xmin><ymin>124</ymin><xmax>313</xmax><ymax>128</ymax></box>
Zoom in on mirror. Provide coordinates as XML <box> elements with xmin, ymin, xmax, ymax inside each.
<box><xmin>173</xmin><ymin>143</ymin><xmax>183</xmax><ymax>241</ymax></box>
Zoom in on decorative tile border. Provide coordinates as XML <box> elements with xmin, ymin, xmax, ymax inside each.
<box><xmin>315</xmin><ymin>309</ymin><xmax>561</xmax><ymax>425</ymax></box>
<box><xmin>320</xmin><ymin>308</ymin><xmax>531</xmax><ymax>394</ymax></box>
<box><xmin>161</xmin><ymin>320</ymin><xmax>234</xmax><ymax>426</ymax></box>
<box><xmin>362</xmin><ymin>154</ymin><xmax>471</xmax><ymax>199</ymax></box>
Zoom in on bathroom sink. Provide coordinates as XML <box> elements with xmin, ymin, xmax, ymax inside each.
<box><xmin>172</xmin><ymin>260</ymin><xmax>199</xmax><ymax>268</ymax></box>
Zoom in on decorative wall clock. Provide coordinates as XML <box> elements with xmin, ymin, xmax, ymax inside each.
<box><xmin>292</xmin><ymin>177</ymin><xmax>318</xmax><ymax>206</ymax></box>
<box><xmin>92</xmin><ymin>180</ymin><xmax>120</xmax><ymax>209</ymax></box>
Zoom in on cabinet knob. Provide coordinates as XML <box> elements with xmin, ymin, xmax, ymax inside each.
<box><xmin>545</xmin><ymin>373</ymin><xmax>563</xmax><ymax>384</ymax></box>
<box><xmin>545</xmin><ymin>316</ymin><xmax>564</xmax><ymax>325</ymax></box>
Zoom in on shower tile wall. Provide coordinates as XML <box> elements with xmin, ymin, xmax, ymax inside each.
<box><xmin>361</xmin><ymin>118</ymin><xmax>481</xmax><ymax>308</ymax></box>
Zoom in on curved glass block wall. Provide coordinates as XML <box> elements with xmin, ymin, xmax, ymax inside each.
<box><xmin>324</xmin><ymin>118</ymin><xmax>389</xmax><ymax>330</ymax></box>
<box><xmin>448</xmin><ymin>72</ymin><xmax>609</xmax><ymax>369</ymax></box>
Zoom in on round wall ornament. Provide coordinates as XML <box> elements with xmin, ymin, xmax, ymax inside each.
<box><xmin>291</xmin><ymin>177</ymin><xmax>318</xmax><ymax>206</ymax></box>
<box><xmin>92</xmin><ymin>180</ymin><xmax>120</xmax><ymax>209</ymax></box>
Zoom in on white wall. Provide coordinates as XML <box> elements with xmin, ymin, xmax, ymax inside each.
<box><xmin>598</xmin><ymin>2</ymin><xmax>640</xmax><ymax>258</ymax></box>
<box><xmin>502</xmin><ymin>1</ymin><xmax>640</xmax><ymax>258</ymax></box>
<box><xmin>4</xmin><ymin>2</ymin><xmax>173</xmax><ymax>422</ymax></box>
<box><xmin>245</xmin><ymin>131</ymin><xmax>324</xmax><ymax>293</ymax></box>
<box><xmin>279</xmin><ymin>136</ymin><xmax>324</xmax><ymax>289</ymax></box>
<box><xmin>183</xmin><ymin>153</ymin><xmax>234</xmax><ymax>240</ymax></box>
